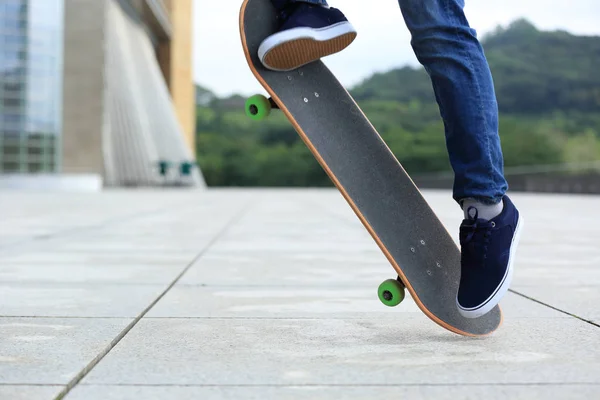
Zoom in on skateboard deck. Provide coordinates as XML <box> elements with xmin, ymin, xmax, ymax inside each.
<box><xmin>239</xmin><ymin>0</ymin><xmax>502</xmax><ymax>337</ymax></box>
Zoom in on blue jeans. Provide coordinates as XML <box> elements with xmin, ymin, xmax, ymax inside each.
<box><xmin>272</xmin><ymin>0</ymin><xmax>508</xmax><ymax>205</ymax></box>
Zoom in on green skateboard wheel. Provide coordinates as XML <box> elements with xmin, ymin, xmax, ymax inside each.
<box><xmin>245</xmin><ymin>94</ymin><xmax>271</xmax><ymax>121</ymax></box>
<box><xmin>377</xmin><ymin>278</ymin><xmax>405</xmax><ymax>307</ymax></box>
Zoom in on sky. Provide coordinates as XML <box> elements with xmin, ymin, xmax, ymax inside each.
<box><xmin>192</xmin><ymin>0</ymin><xmax>600</xmax><ymax>97</ymax></box>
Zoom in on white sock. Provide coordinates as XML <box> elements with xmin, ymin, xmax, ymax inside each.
<box><xmin>462</xmin><ymin>198</ymin><xmax>504</xmax><ymax>221</ymax></box>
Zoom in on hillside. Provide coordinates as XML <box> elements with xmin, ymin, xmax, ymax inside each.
<box><xmin>351</xmin><ymin>19</ymin><xmax>600</xmax><ymax>114</ymax></box>
<box><xmin>195</xmin><ymin>20</ymin><xmax>600</xmax><ymax>187</ymax></box>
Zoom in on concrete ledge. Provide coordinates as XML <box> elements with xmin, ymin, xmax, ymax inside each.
<box><xmin>0</xmin><ymin>174</ymin><xmax>103</xmax><ymax>192</ymax></box>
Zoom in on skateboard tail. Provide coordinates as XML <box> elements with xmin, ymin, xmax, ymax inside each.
<box><xmin>239</xmin><ymin>0</ymin><xmax>501</xmax><ymax>337</ymax></box>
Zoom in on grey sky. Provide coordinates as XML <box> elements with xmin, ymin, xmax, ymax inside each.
<box><xmin>192</xmin><ymin>0</ymin><xmax>600</xmax><ymax>97</ymax></box>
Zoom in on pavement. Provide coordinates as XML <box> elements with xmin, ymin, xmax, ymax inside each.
<box><xmin>1</xmin><ymin>188</ymin><xmax>599</xmax><ymax>400</ymax></box>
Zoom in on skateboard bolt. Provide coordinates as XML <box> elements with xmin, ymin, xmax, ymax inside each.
<box><xmin>420</xmin><ymin>240</ymin><xmax>425</xmax><ymax>245</ymax></box>
<box><xmin>436</xmin><ymin>262</ymin><xmax>441</xmax><ymax>268</ymax></box>
<box><xmin>382</xmin><ymin>290</ymin><xmax>393</xmax><ymax>301</ymax></box>
<box><xmin>303</xmin><ymin>98</ymin><xmax>308</xmax><ymax>103</ymax></box>
<box><xmin>410</xmin><ymin>247</ymin><xmax>415</xmax><ymax>253</ymax></box>
<box><xmin>314</xmin><ymin>92</ymin><xmax>319</xmax><ymax>97</ymax></box>
<box><xmin>288</xmin><ymin>76</ymin><xmax>293</xmax><ymax>81</ymax></box>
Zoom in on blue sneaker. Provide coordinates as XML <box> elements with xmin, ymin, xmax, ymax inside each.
<box><xmin>259</xmin><ymin>3</ymin><xmax>357</xmax><ymax>71</ymax></box>
<box><xmin>457</xmin><ymin>195</ymin><xmax>523</xmax><ymax>318</ymax></box>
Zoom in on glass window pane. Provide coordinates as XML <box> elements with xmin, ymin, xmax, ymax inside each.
<box><xmin>1</xmin><ymin>0</ymin><xmax>64</xmax><ymax>173</ymax></box>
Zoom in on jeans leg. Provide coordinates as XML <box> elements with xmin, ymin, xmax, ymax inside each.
<box><xmin>397</xmin><ymin>0</ymin><xmax>507</xmax><ymax>205</ymax></box>
<box><xmin>271</xmin><ymin>0</ymin><xmax>328</xmax><ymax>10</ymax></box>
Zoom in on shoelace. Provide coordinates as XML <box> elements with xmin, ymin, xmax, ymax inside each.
<box><xmin>461</xmin><ymin>207</ymin><xmax>496</xmax><ymax>260</ymax></box>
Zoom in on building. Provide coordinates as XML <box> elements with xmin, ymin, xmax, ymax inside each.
<box><xmin>0</xmin><ymin>1</ymin><xmax>63</xmax><ymax>175</ymax></box>
<box><xmin>0</xmin><ymin>0</ymin><xmax>205</xmax><ymax>188</ymax></box>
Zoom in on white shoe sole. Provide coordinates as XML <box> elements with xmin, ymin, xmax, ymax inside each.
<box><xmin>258</xmin><ymin>22</ymin><xmax>356</xmax><ymax>71</ymax></box>
<box><xmin>457</xmin><ymin>213</ymin><xmax>524</xmax><ymax>319</ymax></box>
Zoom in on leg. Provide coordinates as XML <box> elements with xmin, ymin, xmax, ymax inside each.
<box><xmin>397</xmin><ymin>0</ymin><xmax>522</xmax><ymax>318</ymax></box>
<box><xmin>259</xmin><ymin>0</ymin><xmax>356</xmax><ymax>71</ymax></box>
<box><xmin>398</xmin><ymin>0</ymin><xmax>507</xmax><ymax>206</ymax></box>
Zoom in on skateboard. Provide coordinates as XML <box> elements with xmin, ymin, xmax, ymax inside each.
<box><xmin>239</xmin><ymin>0</ymin><xmax>502</xmax><ymax>337</ymax></box>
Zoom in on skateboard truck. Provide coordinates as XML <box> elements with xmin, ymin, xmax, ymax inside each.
<box><xmin>245</xmin><ymin>94</ymin><xmax>279</xmax><ymax>121</ymax></box>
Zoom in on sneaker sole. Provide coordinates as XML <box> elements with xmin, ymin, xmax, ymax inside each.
<box><xmin>258</xmin><ymin>22</ymin><xmax>357</xmax><ymax>71</ymax></box>
<box><xmin>457</xmin><ymin>213</ymin><xmax>524</xmax><ymax>319</ymax></box>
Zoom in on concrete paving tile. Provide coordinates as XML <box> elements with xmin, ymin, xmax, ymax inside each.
<box><xmin>81</xmin><ymin>317</ymin><xmax>600</xmax><ymax>386</ymax></box>
<box><xmin>76</xmin><ymin>219</ymin><xmax>238</xmax><ymax>239</ymax></box>
<box><xmin>147</xmin><ymin>287</ymin><xmax>560</xmax><ymax>319</ymax></box>
<box><xmin>515</xmin><ymin>244</ymin><xmax>600</xmax><ymax>265</ymax></box>
<box><xmin>207</xmin><ymin>238</ymin><xmax>379</xmax><ymax>255</ymax></box>
<box><xmin>512</xmin><ymin>286</ymin><xmax>600</xmax><ymax>323</ymax></box>
<box><xmin>147</xmin><ymin>285</ymin><xmax>420</xmax><ymax>317</ymax></box>
<box><xmin>0</xmin><ymin>205</ymin><xmax>169</xmax><ymax>240</ymax></box>
<box><xmin>66</xmin><ymin>384</ymin><xmax>600</xmax><ymax>400</ymax></box>
<box><xmin>512</xmin><ymin>265</ymin><xmax>600</xmax><ymax>287</ymax></box>
<box><xmin>0</xmin><ymin>191</ymin><xmax>246</xmax><ymax>253</ymax></box>
<box><xmin>31</xmin><ymin>240</ymin><xmax>208</xmax><ymax>254</ymax></box>
<box><xmin>0</xmin><ymin>235</ymin><xmax>47</xmax><ymax>248</ymax></box>
<box><xmin>178</xmin><ymin>251</ymin><xmax>389</xmax><ymax>286</ymax></box>
<box><xmin>0</xmin><ymin>229</ymin><xmax>218</xmax><ymax>256</ymax></box>
<box><xmin>0</xmin><ymin>317</ymin><xmax>130</xmax><ymax>384</ymax></box>
<box><xmin>0</xmin><ymin>263</ymin><xmax>185</xmax><ymax>285</ymax></box>
<box><xmin>212</xmin><ymin>230</ymin><xmax>376</xmax><ymax>250</ymax></box>
<box><xmin>181</xmin><ymin>250</ymin><xmax>600</xmax><ymax>289</ymax></box>
<box><xmin>2</xmin><ymin>189</ymin><xmax>599</xmax><ymax>400</ymax></box>
<box><xmin>0</xmin><ymin>385</ymin><xmax>63</xmax><ymax>400</ymax></box>
<box><xmin>0</xmin><ymin>283</ymin><xmax>166</xmax><ymax>317</ymax></box>
<box><xmin>0</xmin><ymin>252</ymin><xmax>196</xmax><ymax>265</ymax></box>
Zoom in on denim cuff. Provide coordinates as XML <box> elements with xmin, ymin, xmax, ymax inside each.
<box><xmin>292</xmin><ymin>0</ymin><xmax>328</xmax><ymax>4</ymax></box>
<box><xmin>271</xmin><ymin>0</ymin><xmax>328</xmax><ymax>9</ymax></box>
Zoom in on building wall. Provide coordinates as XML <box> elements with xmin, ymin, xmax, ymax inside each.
<box><xmin>102</xmin><ymin>0</ymin><xmax>203</xmax><ymax>186</ymax></box>
<box><xmin>159</xmin><ymin>0</ymin><xmax>195</xmax><ymax>156</ymax></box>
<box><xmin>59</xmin><ymin>0</ymin><xmax>204</xmax><ymax>187</ymax></box>
<box><xmin>0</xmin><ymin>0</ymin><xmax>64</xmax><ymax>174</ymax></box>
<box><xmin>61</xmin><ymin>0</ymin><xmax>106</xmax><ymax>175</ymax></box>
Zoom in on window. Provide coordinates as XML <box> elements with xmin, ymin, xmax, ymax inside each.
<box><xmin>0</xmin><ymin>0</ymin><xmax>64</xmax><ymax>173</ymax></box>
